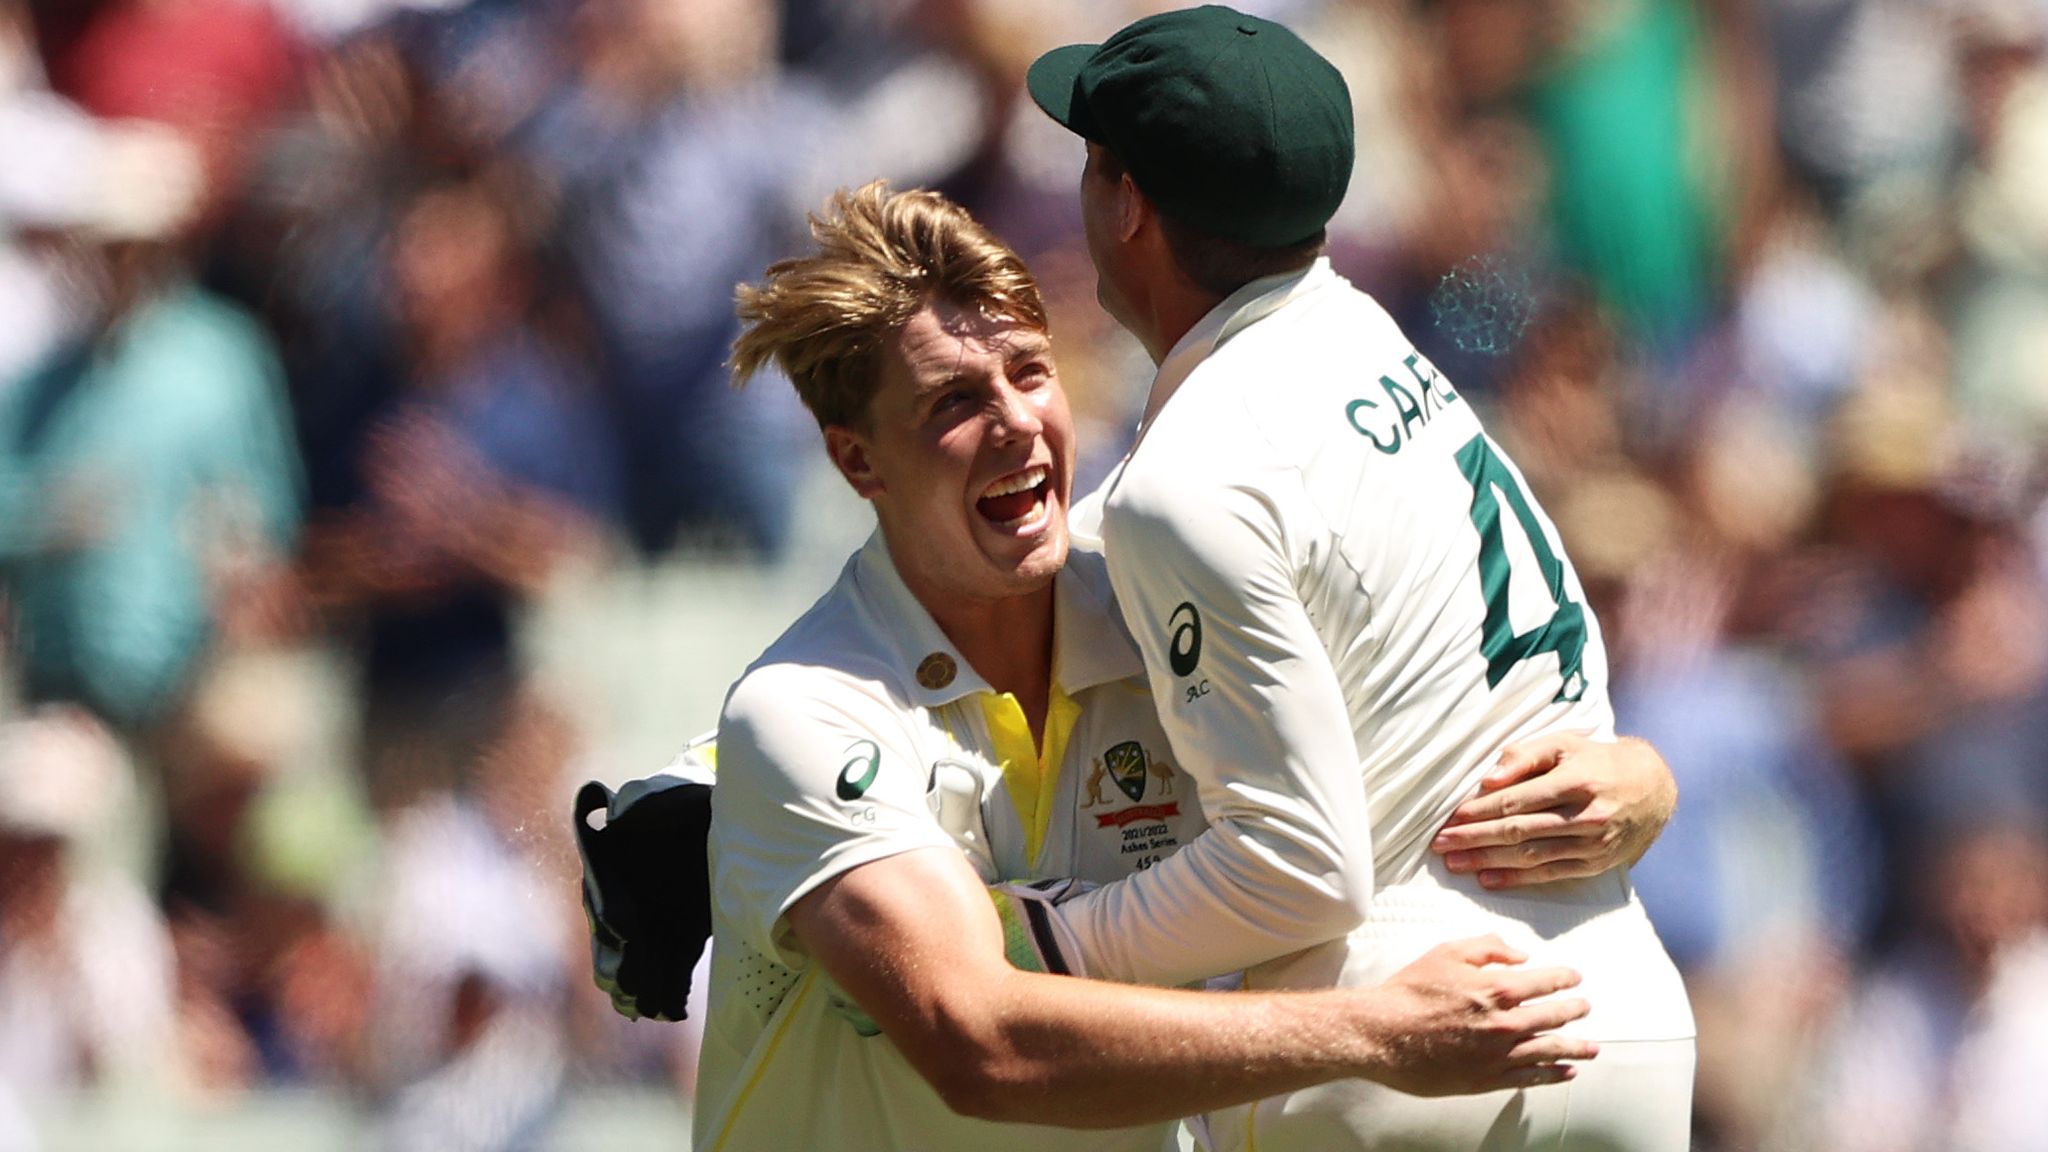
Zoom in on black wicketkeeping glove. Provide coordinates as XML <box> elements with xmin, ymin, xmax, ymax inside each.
<box><xmin>574</xmin><ymin>767</ymin><xmax>713</xmax><ymax>1022</ymax></box>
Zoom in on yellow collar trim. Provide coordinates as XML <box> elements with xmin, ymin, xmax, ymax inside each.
<box><xmin>979</xmin><ymin>685</ymin><xmax>1080</xmax><ymax>869</ymax></box>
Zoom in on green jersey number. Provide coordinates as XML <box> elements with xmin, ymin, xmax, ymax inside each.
<box><xmin>1454</xmin><ymin>435</ymin><xmax>1589</xmax><ymax>702</ymax></box>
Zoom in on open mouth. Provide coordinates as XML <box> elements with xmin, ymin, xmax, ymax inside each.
<box><xmin>975</xmin><ymin>464</ymin><xmax>1052</xmax><ymax>530</ymax></box>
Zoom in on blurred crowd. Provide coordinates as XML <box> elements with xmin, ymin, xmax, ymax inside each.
<box><xmin>1</xmin><ymin>0</ymin><xmax>2045</xmax><ymax>1149</ymax></box>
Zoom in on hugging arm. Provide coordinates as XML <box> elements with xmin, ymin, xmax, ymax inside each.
<box><xmin>787</xmin><ymin>844</ymin><xmax>1595</xmax><ymax>1128</ymax></box>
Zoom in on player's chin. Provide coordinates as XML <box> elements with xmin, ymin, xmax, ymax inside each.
<box><xmin>976</xmin><ymin>515</ymin><xmax>1068</xmax><ymax>589</ymax></box>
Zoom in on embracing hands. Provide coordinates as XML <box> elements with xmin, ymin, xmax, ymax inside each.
<box><xmin>1430</xmin><ymin>734</ymin><xmax>1676</xmax><ymax>889</ymax></box>
<box><xmin>1362</xmin><ymin>935</ymin><xmax>1595</xmax><ymax>1096</ymax></box>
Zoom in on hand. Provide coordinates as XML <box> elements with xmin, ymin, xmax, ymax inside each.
<box><xmin>576</xmin><ymin>775</ymin><xmax>714</xmax><ymax>1022</ymax></box>
<box><xmin>1363</xmin><ymin>935</ymin><xmax>1594</xmax><ymax>1096</ymax></box>
<box><xmin>1431</xmin><ymin>733</ymin><xmax>1676</xmax><ymax>889</ymax></box>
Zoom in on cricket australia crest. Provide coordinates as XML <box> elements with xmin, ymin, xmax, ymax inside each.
<box><xmin>1083</xmin><ymin>741</ymin><xmax>1177</xmax><ymax>809</ymax></box>
<box><xmin>1105</xmin><ymin>740</ymin><xmax>1150</xmax><ymax>802</ymax></box>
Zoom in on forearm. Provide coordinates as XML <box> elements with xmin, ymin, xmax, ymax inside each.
<box><xmin>929</xmin><ymin>968</ymin><xmax>1383</xmax><ymax>1127</ymax></box>
<box><xmin>1053</xmin><ymin>815</ymin><xmax>1366</xmax><ymax>987</ymax></box>
<box><xmin>797</xmin><ymin>849</ymin><xmax>1592</xmax><ymax>1128</ymax></box>
<box><xmin>796</xmin><ymin>846</ymin><xmax>1372</xmax><ymax>1125</ymax></box>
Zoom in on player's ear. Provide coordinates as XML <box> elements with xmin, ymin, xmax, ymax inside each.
<box><xmin>825</xmin><ymin>425</ymin><xmax>884</xmax><ymax>498</ymax></box>
<box><xmin>1117</xmin><ymin>171</ymin><xmax>1149</xmax><ymax>243</ymax></box>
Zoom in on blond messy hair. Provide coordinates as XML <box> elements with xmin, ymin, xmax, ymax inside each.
<box><xmin>731</xmin><ymin>182</ymin><xmax>1048</xmax><ymax>429</ymax></box>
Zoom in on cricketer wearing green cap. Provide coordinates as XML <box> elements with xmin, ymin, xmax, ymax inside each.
<box><xmin>1022</xmin><ymin>6</ymin><xmax>1697</xmax><ymax>1151</ymax></box>
<box><xmin>1026</xmin><ymin>5</ymin><xmax>1352</xmax><ymax>249</ymax></box>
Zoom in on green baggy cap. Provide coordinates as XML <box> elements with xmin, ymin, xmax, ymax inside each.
<box><xmin>1027</xmin><ymin>4</ymin><xmax>1353</xmax><ymax>249</ymax></box>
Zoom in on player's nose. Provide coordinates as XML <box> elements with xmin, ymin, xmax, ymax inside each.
<box><xmin>989</xmin><ymin>382</ymin><xmax>1044</xmax><ymax>441</ymax></box>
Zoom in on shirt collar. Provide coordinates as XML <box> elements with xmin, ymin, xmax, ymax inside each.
<box><xmin>850</xmin><ymin>532</ymin><xmax>1142</xmax><ymax>708</ymax></box>
<box><xmin>1050</xmin><ymin>547</ymin><xmax>1145</xmax><ymax>693</ymax></box>
<box><xmin>1139</xmin><ymin>256</ymin><xmax>1339</xmax><ymax>434</ymax></box>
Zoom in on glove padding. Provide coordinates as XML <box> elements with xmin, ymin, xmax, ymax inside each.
<box><xmin>987</xmin><ymin>878</ymin><xmax>1093</xmax><ymax>978</ymax></box>
<box><xmin>575</xmin><ymin>769</ymin><xmax>713</xmax><ymax>1022</ymax></box>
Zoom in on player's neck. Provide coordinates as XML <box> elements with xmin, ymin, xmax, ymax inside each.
<box><xmin>928</xmin><ymin>587</ymin><xmax>1055</xmax><ymax>738</ymax></box>
<box><xmin>1129</xmin><ymin>277</ymin><xmax>1223</xmax><ymax>368</ymax></box>
<box><xmin>1125</xmin><ymin>284</ymin><xmax>1227</xmax><ymax>439</ymax></box>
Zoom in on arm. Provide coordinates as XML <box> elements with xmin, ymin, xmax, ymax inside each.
<box><xmin>1429</xmin><ymin>733</ymin><xmax>1677</xmax><ymax>889</ymax></box>
<box><xmin>789</xmin><ymin>843</ymin><xmax>1596</xmax><ymax>1128</ymax></box>
<box><xmin>1052</xmin><ymin>469</ymin><xmax>1374</xmax><ymax>986</ymax></box>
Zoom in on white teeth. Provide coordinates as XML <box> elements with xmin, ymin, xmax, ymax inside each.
<box><xmin>983</xmin><ymin>466</ymin><xmax>1047</xmax><ymax>499</ymax></box>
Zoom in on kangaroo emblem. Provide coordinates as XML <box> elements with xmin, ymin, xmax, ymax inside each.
<box><xmin>1083</xmin><ymin>758</ymin><xmax>1110</xmax><ymax>808</ymax></box>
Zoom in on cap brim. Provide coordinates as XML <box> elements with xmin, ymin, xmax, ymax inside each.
<box><xmin>1026</xmin><ymin>43</ymin><xmax>1098</xmax><ymax>136</ymax></box>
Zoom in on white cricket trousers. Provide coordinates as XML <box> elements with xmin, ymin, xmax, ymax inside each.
<box><xmin>1203</xmin><ymin>858</ymin><xmax>1696</xmax><ymax>1152</ymax></box>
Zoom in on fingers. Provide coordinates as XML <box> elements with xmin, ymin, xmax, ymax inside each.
<box><xmin>1479</xmin><ymin>737</ymin><xmax>1565</xmax><ymax>790</ymax></box>
<box><xmin>1435</xmin><ymin>934</ymin><xmax>1527</xmax><ymax>966</ymax></box>
<box><xmin>1508</xmin><ymin>1035</ymin><xmax>1599</xmax><ymax>1069</ymax></box>
<box><xmin>1438</xmin><ymin>773</ymin><xmax>1589</xmax><ymax>831</ymax></box>
<box><xmin>1487</xmin><ymin>1033</ymin><xmax>1601</xmax><ymax>1092</ymax></box>
<box><xmin>1441</xmin><ymin>833</ymin><xmax>1601</xmax><ymax>874</ymax></box>
<box><xmin>1477</xmin><ymin>858</ymin><xmax>1605</xmax><ymax>889</ymax></box>
<box><xmin>1490</xmin><ymin>965</ymin><xmax>1584</xmax><ymax>1006</ymax></box>
<box><xmin>1435</xmin><ymin>810</ymin><xmax>1578</xmax><ymax>851</ymax></box>
<box><xmin>1504</xmin><ymin>995</ymin><xmax>1592</xmax><ymax>1034</ymax></box>
<box><xmin>1482</xmin><ymin>729</ymin><xmax>1598</xmax><ymax>788</ymax></box>
<box><xmin>1498</xmin><ymin>1063</ymin><xmax>1578</xmax><ymax>1089</ymax></box>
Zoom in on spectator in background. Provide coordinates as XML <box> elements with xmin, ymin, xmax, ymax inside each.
<box><xmin>147</xmin><ymin>655</ymin><xmax>383</xmax><ymax>1091</ymax></box>
<box><xmin>2</xmin><ymin>0</ymin><xmax>305</xmax><ymax>740</ymax></box>
<box><xmin>40</xmin><ymin>0</ymin><xmax>300</xmax><ymax>232</ymax></box>
<box><xmin>1805</xmin><ymin>820</ymin><xmax>2048</xmax><ymax>1152</ymax></box>
<box><xmin>516</xmin><ymin>0</ymin><xmax>833</xmax><ymax>557</ymax></box>
<box><xmin>0</xmin><ymin>2</ymin><xmax>2042</xmax><ymax>1147</ymax></box>
<box><xmin>1950</xmin><ymin>1</ymin><xmax>2048</xmax><ymax>444</ymax></box>
<box><xmin>0</xmin><ymin>708</ymin><xmax>179</xmax><ymax>1100</ymax></box>
<box><xmin>1787</xmin><ymin>364</ymin><xmax>2048</xmax><ymax>934</ymax></box>
<box><xmin>363</xmin><ymin>723</ymin><xmax>573</xmax><ymax>1152</ymax></box>
<box><xmin>520</xmin><ymin>0</ymin><xmax>990</xmax><ymax>556</ymax></box>
<box><xmin>0</xmin><ymin>222</ymin><xmax>303</xmax><ymax>734</ymax></box>
<box><xmin>299</xmin><ymin>173</ymin><xmax>621</xmax><ymax>815</ymax></box>
<box><xmin>0</xmin><ymin>0</ymin><xmax>201</xmax><ymax>387</ymax></box>
<box><xmin>1431</xmin><ymin>0</ymin><xmax>1765</xmax><ymax>366</ymax></box>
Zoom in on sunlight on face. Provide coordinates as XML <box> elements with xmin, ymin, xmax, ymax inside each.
<box><xmin>845</xmin><ymin>301</ymin><xmax>1075</xmax><ymax>608</ymax></box>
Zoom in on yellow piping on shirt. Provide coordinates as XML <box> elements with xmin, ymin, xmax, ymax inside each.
<box><xmin>705</xmin><ymin>968</ymin><xmax>819</xmax><ymax>1152</ymax></box>
<box><xmin>980</xmin><ymin>685</ymin><xmax>1078</xmax><ymax>869</ymax></box>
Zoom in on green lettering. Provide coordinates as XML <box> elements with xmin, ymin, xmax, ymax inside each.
<box><xmin>1407</xmin><ymin>355</ymin><xmax>1441</xmax><ymax>419</ymax></box>
<box><xmin>1379</xmin><ymin>374</ymin><xmax>1426</xmax><ymax>442</ymax></box>
<box><xmin>1345</xmin><ymin>397</ymin><xmax>1402</xmax><ymax>455</ymax></box>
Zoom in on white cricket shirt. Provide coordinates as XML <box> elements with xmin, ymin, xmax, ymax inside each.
<box><xmin>696</xmin><ymin>533</ymin><xmax>1202</xmax><ymax>1152</ymax></box>
<box><xmin>1048</xmin><ymin>260</ymin><xmax>1693</xmax><ymax>1151</ymax></box>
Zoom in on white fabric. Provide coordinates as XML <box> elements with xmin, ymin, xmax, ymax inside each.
<box><xmin>1233</xmin><ymin>1037</ymin><xmax>1693</xmax><ymax>1152</ymax></box>
<box><xmin>1047</xmin><ymin>259</ymin><xmax>1693</xmax><ymax>1151</ymax></box>
<box><xmin>696</xmin><ymin>533</ymin><xmax>1202</xmax><ymax>1152</ymax></box>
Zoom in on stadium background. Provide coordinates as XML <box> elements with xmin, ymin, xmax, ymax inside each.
<box><xmin>1</xmin><ymin>0</ymin><xmax>2045</xmax><ymax>1148</ymax></box>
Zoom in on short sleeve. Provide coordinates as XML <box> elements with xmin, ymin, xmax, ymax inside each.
<box><xmin>710</xmin><ymin>666</ymin><xmax>955</xmax><ymax>968</ymax></box>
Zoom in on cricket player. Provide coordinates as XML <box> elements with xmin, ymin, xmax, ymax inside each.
<box><xmin>1018</xmin><ymin>7</ymin><xmax>1696</xmax><ymax>1150</ymax></box>
<box><xmin>687</xmin><ymin>182</ymin><xmax>1682</xmax><ymax>1152</ymax></box>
